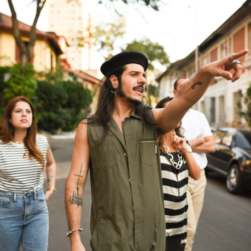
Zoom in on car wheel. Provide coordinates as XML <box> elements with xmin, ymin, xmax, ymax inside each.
<box><xmin>226</xmin><ymin>164</ymin><xmax>242</xmax><ymax>193</ymax></box>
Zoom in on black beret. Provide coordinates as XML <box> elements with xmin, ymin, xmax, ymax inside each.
<box><xmin>101</xmin><ymin>51</ymin><xmax>148</xmax><ymax>76</ymax></box>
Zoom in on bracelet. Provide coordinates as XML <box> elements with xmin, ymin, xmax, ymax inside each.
<box><xmin>47</xmin><ymin>186</ymin><xmax>56</xmax><ymax>192</ymax></box>
<box><xmin>65</xmin><ymin>228</ymin><xmax>83</xmax><ymax>237</ymax></box>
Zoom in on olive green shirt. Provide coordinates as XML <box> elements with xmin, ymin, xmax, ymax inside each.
<box><xmin>87</xmin><ymin>108</ymin><xmax>165</xmax><ymax>251</ymax></box>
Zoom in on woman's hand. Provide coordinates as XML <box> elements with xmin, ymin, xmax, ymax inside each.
<box><xmin>172</xmin><ymin>135</ymin><xmax>188</xmax><ymax>154</ymax></box>
<box><xmin>45</xmin><ymin>189</ymin><xmax>54</xmax><ymax>201</ymax></box>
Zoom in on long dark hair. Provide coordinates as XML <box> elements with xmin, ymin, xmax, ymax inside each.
<box><xmin>89</xmin><ymin>65</ymin><xmax>154</xmax><ymax>143</ymax></box>
<box><xmin>155</xmin><ymin>96</ymin><xmax>184</xmax><ymax>153</ymax></box>
<box><xmin>0</xmin><ymin>96</ymin><xmax>45</xmax><ymax>169</ymax></box>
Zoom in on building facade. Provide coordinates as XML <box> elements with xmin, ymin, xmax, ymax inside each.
<box><xmin>157</xmin><ymin>0</ymin><xmax>251</xmax><ymax>129</ymax></box>
<box><xmin>0</xmin><ymin>13</ymin><xmax>64</xmax><ymax>72</ymax></box>
<box><xmin>46</xmin><ymin>0</ymin><xmax>85</xmax><ymax>70</ymax></box>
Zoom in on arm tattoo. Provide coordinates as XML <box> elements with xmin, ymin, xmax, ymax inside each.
<box><xmin>185</xmin><ymin>81</ymin><xmax>202</xmax><ymax>93</ymax></box>
<box><xmin>69</xmin><ymin>163</ymin><xmax>83</xmax><ymax>207</ymax></box>
<box><xmin>46</xmin><ymin>167</ymin><xmax>52</xmax><ymax>184</ymax></box>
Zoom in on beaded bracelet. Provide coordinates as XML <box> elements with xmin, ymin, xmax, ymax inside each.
<box><xmin>65</xmin><ymin>228</ymin><xmax>83</xmax><ymax>237</ymax></box>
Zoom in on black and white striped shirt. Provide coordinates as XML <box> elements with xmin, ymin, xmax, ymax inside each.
<box><xmin>0</xmin><ymin>134</ymin><xmax>48</xmax><ymax>192</ymax></box>
<box><xmin>160</xmin><ymin>152</ymin><xmax>189</xmax><ymax>240</ymax></box>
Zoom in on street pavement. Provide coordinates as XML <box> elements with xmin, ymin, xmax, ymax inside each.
<box><xmin>46</xmin><ymin>138</ymin><xmax>251</xmax><ymax>251</ymax></box>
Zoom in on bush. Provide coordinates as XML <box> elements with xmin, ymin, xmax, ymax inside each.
<box><xmin>36</xmin><ymin>81</ymin><xmax>68</xmax><ymax>111</ymax></box>
<box><xmin>0</xmin><ymin>66</ymin><xmax>10</xmax><ymax>112</ymax></box>
<box><xmin>36</xmin><ymin>80</ymin><xmax>92</xmax><ymax>133</ymax></box>
<box><xmin>4</xmin><ymin>64</ymin><xmax>37</xmax><ymax>101</ymax></box>
<box><xmin>56</xmin><ymin>81</ymin><xmax>92</xmax><ymax>111</ymax></box>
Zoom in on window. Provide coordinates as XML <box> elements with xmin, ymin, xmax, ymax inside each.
<box><xmin>220</xmin><ymin>43</ymin><xmax>225</xmax><ymax>58</ymax></box>
<box><xmin>218</xmin><ymin>95</ymin><xmax>225</xmax><ymax>127</ymax></box>
<box><xmin>222</xmin><ymin>132</ymin><xmax>233</xmax><ymax>147</ymax></box>
<box><xmin>210</xmin><ymin>48</ymin><xmax>217</xmax><ymax>62</ymax></box>
<box><xmin>202</xmin><ymin>55</ymin><xmax>208</xmax><ymax>67</ymax></box>
<box><xmin>210</xmin><ymin>97</ymin><xmax>216</xmax><ymax>123</ymax></box>
<box><xmin>15</xmin><ymin>41</ymin><xmax>34</xmax><ymax>63</ymax></box>
<box><xmin>233</xmin><ymin>91</ymin><xmax>241</xmax><ymax>121</ymax></box>
<box><xmin>213</xmin><ymin>131</ymin><xmax>225</xmax><ymax>144</ymax></box>
<box><xmin>233</xmin><ymin>27</ymin><xmax>245</xmax><ymax>62</ymax></box>
<box><xmin>248</xmin><ymin>23</ymin><xmax>251</xmax><ymax>55</ymax></box>
<box><xmin>229</xmin><ymin>37</ymin><xmax>232</xmax><ymax>53</ymax></box>
<box><xmin>236</xmin><ymin>131</ymin><xmax>251</xmax><ymax>149</ymax></box>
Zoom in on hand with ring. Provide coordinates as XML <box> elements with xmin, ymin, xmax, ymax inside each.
<box><xmin>203</xmin><ymin>49</ymin><xmax>249</xmax><ymax>82</ymax></box>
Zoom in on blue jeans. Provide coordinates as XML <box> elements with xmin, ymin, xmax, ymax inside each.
<box><xmin>0</xmin><ymin>186</ymin><xmax>49</xmax><ymax>251</ymax></box>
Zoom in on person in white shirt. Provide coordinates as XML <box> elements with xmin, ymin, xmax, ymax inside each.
<box><xmin>173</xmin><ymin>78</ymin><xmax>216</xmax><ymax>251</ymax></box>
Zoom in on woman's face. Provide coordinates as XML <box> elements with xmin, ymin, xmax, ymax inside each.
<box><xmin>164</xmin><ymin>101</ymin><xmax>181</xmax><ymax>128</ymax></box>
<box><xmin>10</xmin><ymin>101</ymin><xmax>33</xmax><ymax>130</ymax></box>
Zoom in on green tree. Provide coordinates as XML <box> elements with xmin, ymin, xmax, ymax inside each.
<box><xmin>123</xmin><ymin>38</ymin><xmax>169</xmax><ymax>70</ymax></box>
<box><xmin>36</xmin><ymin>80</ymin><xmax>92</xmax><ymax>133</ymax></box>
<box><xmin>56</xmin><ymin>81</ymin><xmax>92</xmax><ymax>111</ymax></box>
<box><xmin>0</xmin><ymin>67</ymin><xmax>10</xmax><ymax>119</ymax></box>
<box><xmin>97</xmin><ymin>0</ymin><xmax>162</xmax><ymax>11</ymax></box>
<box><xmin>7</xmin><ymin>0</ymin><xmax>47</xmax><ymax>66</ymax></box>
<box><xmin>95</xmin><ymin>17</ymin><xmax>126</xmax><ymax>60</ymax></box>
<box><xmin>237</xmin><ymin>86</ymin><xmax>251</xmax><ymax>127</ymax></box>
<box><xmin>4</xmin><ymin>63</ymin><xmax>37</xmax><ymax>101</ymax></box>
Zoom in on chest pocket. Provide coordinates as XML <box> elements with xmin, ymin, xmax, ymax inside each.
<box><xmin>139</xmin><ymin>140</ymin><xmax>158</xmax><ymax>168</ymax></box>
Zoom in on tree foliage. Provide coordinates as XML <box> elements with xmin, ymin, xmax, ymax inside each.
<box><xmin>237</xmin><ymin>86</ymin><xmax>251</xmax><ymax>127</ymax></box>
<box><xmin>95</xmin><ymin>17</ymin><xmax>126</xmax><ymax>60</ymax></box>
<box><xmin>36</xmin><ymin>80</ymin><xmax>92</xmax><ymax>133</ymax></box>
<box><xmin>123</xmin><ymin>38</ymin><xmax>169</xmax><ymax>69</ymax></box>
<box><xmin>4</xmin><ymin>64</ymin><xmax>37</xmax><ymax>101</ymax></box>
<box><xmin>97</xmin><ymin>0</ymin><xmax>162</xmax><ymax>11</ymax></box>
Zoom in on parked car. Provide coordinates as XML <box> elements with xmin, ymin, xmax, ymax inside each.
<box><xmin>206</xmin><ymin>127</ymin><xmax>251</xmax><ymax>193</ymax></box>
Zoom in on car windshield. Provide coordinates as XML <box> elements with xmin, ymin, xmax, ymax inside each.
<box><xmin>236</xmin><ymin>131</ymin><xmax>251</xmax><ymax>149</ymax></box>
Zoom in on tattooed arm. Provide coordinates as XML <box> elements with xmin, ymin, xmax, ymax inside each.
<box><xmin>153</xmin><ymin>49</ymin><xmax>248</xmax><ymax>134</ymax></box>
<box><xmin>45</xmin><ymin>144</ymin><xmax>56</xmax><ymax>201</ymax></box>
<box><xmin>65</xmin><ymin>121</ymin><xmax>90</xmax><ymax>251</ymax></box>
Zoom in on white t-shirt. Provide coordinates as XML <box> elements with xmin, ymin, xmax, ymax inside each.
<box><xmin>181</xmin><ymin>109</ymin><xmax>212</xmax><ymax>169</ymax></box>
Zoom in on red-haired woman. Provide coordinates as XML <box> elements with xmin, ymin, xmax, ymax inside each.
<box><xmin>156</xmin><ymin>97</ymin><xmax>201</xmax><ymax>251</ymax></box>
<box><xmin>0</xmin><ymin>96</ymin><xmax>56</xmax><ymax>251</ymax></box>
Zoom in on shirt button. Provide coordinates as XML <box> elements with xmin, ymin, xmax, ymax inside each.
<box><xmin>132</xmin><ymin>206</ymin><xmax>134</xmax><ymax>210</ymax></box>
<box><xmin>123</xmin><ymin>153</ymin><xmax>127</xmax><ymax>157</ymax></box>
<box><xmin>128</xmin><ymin>178</ymin><xmax>131</xmax><ymax>182</ymax></box>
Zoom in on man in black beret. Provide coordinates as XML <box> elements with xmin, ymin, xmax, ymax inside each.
<box><xmin>65</xmin><ymin>49</ymin><xmax>248</xmax><ymax>251</ymax></box>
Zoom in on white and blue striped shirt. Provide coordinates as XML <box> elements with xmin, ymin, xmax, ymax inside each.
<box><xmin>0</xmin><ymin>134</ymin><xmax>48</xmax><ymax>193</ymax></box>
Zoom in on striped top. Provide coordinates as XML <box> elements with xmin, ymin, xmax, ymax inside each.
<box><xmin>160</xmin><ymin>152</ymin><xmax>189</xmax><ymax>240</ymax></box>
<box><xmin>0</xmin><ymin>134</ymin><xmax>48</xmax><ymax>192</ymax></box>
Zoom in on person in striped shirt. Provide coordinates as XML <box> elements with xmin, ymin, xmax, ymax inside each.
<box><xmin>0</xmin><ymin>96</ymin><xmax>56</xmax><ymax>251</ymax></box>
<box><xmin>156</xmin><ymin>97</ymin><xmax>201</xmax><ymax>251</ymax></box>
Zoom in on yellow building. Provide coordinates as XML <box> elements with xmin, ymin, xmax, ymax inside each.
<box><xmin>0</xmin><ymin>13</ymin><xmax>63</xmax><ymax>71</ymax></box>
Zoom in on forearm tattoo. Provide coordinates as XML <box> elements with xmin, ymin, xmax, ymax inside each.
<box><xmin>46</xmin><ymin>167</ymin><xmax>53</xmax><ymax>185</ymax></box>
<box><xmin>69</xmin><ymin>164</ymin><xmax>83</xmax><ymax>207</ymax></box>
<box><xmin>185</xmin><ymin>81</ymin><xmax>202</xmax><ymax>93</ymax></box>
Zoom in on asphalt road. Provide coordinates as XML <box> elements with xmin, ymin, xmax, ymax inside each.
<box><xmin>46</xmin><ymin>138</ymin><xmax>251</xmax><ymax>251</ymax></box>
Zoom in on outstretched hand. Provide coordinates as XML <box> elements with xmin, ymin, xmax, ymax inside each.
<box><xmin>204</xmin><ymin>49</ymin><xmax>248</xmax><ymax>82</ymax></box>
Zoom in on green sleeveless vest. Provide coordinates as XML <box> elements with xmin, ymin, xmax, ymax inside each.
<box><xmin>87</xmin><ymin>108</ymin><xmax>165</xmax><ymax>251</ymax></box>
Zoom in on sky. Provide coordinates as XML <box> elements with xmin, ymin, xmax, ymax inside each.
<box><xmin>0</xmin><ymin>0</ymin><xmax>247</xmax><ymax>70</ymax></box>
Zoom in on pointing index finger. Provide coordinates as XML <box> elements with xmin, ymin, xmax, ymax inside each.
<box><xmin>231</xmin><ymin>49</ymin><xmax>249</xmax><ymax>60</ymax></box>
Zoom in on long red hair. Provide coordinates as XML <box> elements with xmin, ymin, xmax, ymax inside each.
<box><xmin>0</xmin><ymin>96</ymin><xmax>45</xmax><ymax>169</ymax></box>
